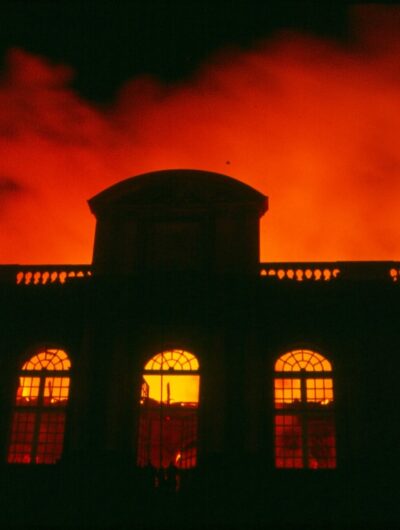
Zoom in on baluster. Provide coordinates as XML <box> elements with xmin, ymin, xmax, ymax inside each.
<box><xmin>295</xmin><ymin>269</ymin><xmax>304</xmax><ymax>281</ymax></box>
<box><xmin>314</xmin><ymin>269</ymin><xmax>322</xmax><ymax>280</ymax></box>
<box><xmin>323</xmin><ymin>269</ymin><xmax>331</xmax><ymax>281</ymax></box>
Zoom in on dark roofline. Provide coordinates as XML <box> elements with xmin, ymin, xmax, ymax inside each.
<box><xmin>88</xmin><ymin>169</ymin><xmax>268</xmax><ymax>217</ymax></box>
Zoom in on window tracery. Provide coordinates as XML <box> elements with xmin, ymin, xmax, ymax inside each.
<box><xmin>274</xmin><ymin>349</ymin><xmax>336</xmax><ymax>469</ymax></box>
<box><xmin>8</xmin><ymin>349</ymin><xmax>71</xmax><ymax>464</ymax></box>
<box><xmin>138</xmin><ymin>349</ymin><xmax>200</xmax><ymax>471</ymax></box>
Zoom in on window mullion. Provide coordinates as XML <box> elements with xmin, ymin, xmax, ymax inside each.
<box><xmin>31</xmin><ymin>374</ymin><xmax>45</xmax><ymax>464</ymax></box>
<box><xmin>300</xmin><ymin>373</ymin><xmax>308</xmax><ymax>468</ymax></box>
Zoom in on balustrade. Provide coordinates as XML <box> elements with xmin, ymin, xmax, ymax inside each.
<box><xmin>12</xmin><ymin>266</ymin><xmax>92</xmax><ymax>285</ymax></box>
<box><xmin>0</xmin><ymin>262</ymin><xmax>398</xmax><ymax>285</ymax></box>
<box><xmin>260</xmin><ymin>262</ymin><xmax>400</xmax><ymax>282</ymax></box>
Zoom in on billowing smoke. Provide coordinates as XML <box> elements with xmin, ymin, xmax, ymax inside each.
<box><xmin>1</xmin><ymin>6</ymin><xmax>399</xmax><ymax>264</ymax></box>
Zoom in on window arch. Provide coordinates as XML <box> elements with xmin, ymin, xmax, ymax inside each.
<box><xmin>137</xmin><ymin>349</ymin><xmax>200</xmax><ymax>470</ymax></box>
<box><xmin>274</xmin><ymin>349</ymin><xmax>336</xmax><ymax>469</ymax></box>
<box><xmin>8</xmin><ymin>348</ymin><xmax>71</xmax><ymax>464</ymax></box>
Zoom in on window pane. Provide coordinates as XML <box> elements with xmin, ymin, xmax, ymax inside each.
<box><xmin>142</xmin><ymin>374</ymin><xmax>199</xmax><ymax>405</ymax></box>
<box><xmin>7</xmin><ymin>412</ymin><xmax>35</xmax><ymax>463</ymax></box>
<box><xmin>43</xmin><ymin>377</ymin><xmax>70</xmax><ymax>405</ymax></box>
<box><xmin>35</xmin><ymin>413</ymin><xmax>66</xmax><ymax>464</ymax></box>
<box><xmin>138</xmin><ymin>350</ymin><xmax>200</xmax><ymax>471</ymax></box>
<box><xmin>275</xmin><ymin>350</ymin><xmax>332</xmax><ymax>372</ymax></box>
<box><xmin>144</xmin><ymin>349</ymin><xmax>199</xmax><ymax>371</ymax></box>
<box><xmin>16</xmin><ymin>377</ymin><xmax>40</xmax><ymax>406</ymax></box>
<box><xmin>9</xmin><ymin>349</ymin><xmax>71</xmax><ymax>465</ymax></box>
<box><xmin>306</xmin><ymin>416</ymin><xmax>336</xmax><ymax>469</ymax></box>
<box><xmin>274</xmin><ymin>350</ymin><xmax>336</xmax><ymax>470</ymax></box>
<box><xmin>22</xmin><ymin>349</ymin><xmax>71</xmax><ymax>371</ymax></box>
<box><xmin>138</xmin><ymin>375</ymin><xmax>199</xmax><ymax>468</ymax></box>
<box><xmin>306</xmin><ymin>378</ymin><xmax>334</xmax><ymax>405</ymax></box>
<box><xmin>274</xmin><ymin>379</ymin><xmax>301</xmax><ymax>408</ymax></box>
<box><xmin>138</xmin><ymin>409</ymin><xmax>197</xmax><ymax>469</ymax></box>
<box><xmin>274</xmin><ymin>415</ymin><xmax>303</xmax><ymax>468</ymax></box>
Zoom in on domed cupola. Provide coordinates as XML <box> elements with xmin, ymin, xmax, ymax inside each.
<box><xmin>88</xmin><ymin>169</ymin><xmax>268</xmax><ymax>275</ymax></box>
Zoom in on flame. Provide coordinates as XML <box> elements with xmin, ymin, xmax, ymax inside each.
<box><xmin>1</xmin><ymin>6</ymin><xmax>399</xmax><ymax>264</ymax></box>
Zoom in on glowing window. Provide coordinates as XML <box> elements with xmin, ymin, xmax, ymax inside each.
<box><xmin>137</xmin><ymin>349</ymin><xmax>200</xmax><ymax>471</ymax></box>
<box><xmin>8</xmin><ymin>349</ymin><xmax>71</xmax><ymax>464</ymax></box>
<box><xmin>144</xmin><ymin>349</ymin><xmax>199</xmax><ymax>371</ymax></box>
<box><xmin>274</xmin><ymin>349</ymin><xmax>336</xmax><ymax>469</ymax></box>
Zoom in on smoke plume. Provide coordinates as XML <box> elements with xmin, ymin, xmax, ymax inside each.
<box><xmin>1</xmin><ymin>6</ymin><xmax>399</xmax><ymax>263</ymax></box>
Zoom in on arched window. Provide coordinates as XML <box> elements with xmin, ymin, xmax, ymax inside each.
<box><xmin>7</xmin><ymin>349</ymin><xmax>71</xmax><ymax>464</ymax></box>
<box><xmin>137</xmin><ymin>349</ymin><xmax>200</xmax><ymax>469</ymax></box>
<box><xmin>274</xmin><ymin>349</ymin><xmax>336</xmax><ymax>469</ymax></box>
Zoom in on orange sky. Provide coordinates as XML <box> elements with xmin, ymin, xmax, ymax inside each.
<box><xmin>1</xmin><ymin>7</ymin><xmax>399</xmax><ymax>264</ymax></box>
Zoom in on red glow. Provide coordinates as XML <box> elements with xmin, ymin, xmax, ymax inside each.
<box><xmin>138</xmin><ymin>350</ymin><xmax>199</xmax><ymax>469</ymax></box>
<box><xmin>1</xmin><ymin>7</ymin><xmax>399</xmax><ymax>264</ymax></box>
<box><xmin>8</xmin><ymin>350</ymin><xmax>70</xmax><ymax>464</ymax></box>
<box><xmin>274</xmin><ymin>350</ymin><xmax>336</xmax><ymax>469</ymax></box>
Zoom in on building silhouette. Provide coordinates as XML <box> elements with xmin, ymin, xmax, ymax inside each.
<box><xmin>0</xmin><ymin>169</ymin><xmax>399</xmax><ymax>528</ymax></box>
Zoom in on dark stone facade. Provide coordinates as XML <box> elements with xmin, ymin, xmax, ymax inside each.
<box><xmin>0</xmin><ymin>169</ymin><xmax>399</xmax><ymax>528</ymax></box>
